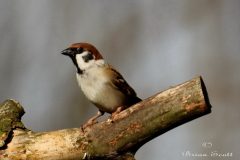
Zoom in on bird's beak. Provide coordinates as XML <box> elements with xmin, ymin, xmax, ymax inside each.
<box><xmin>61</xmin><ymin>48</ymin><xmax>73</xmax><ymax>56</ymax></box>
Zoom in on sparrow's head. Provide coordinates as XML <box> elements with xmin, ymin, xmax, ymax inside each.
<box><xmin>61</xmin><ymin>43</ymin><xmax>105</xmax><ymax>74</ymax></box>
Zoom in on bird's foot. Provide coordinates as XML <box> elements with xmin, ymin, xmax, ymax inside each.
<box><xmin>107</xmin><ymin>106</ymin><xmax>124</xmax><ymax>123</ymax></box>
<box><xmin>82</xmin><ymin>119</ymin><xmax>98</xmax><ymax>130</ymax></box>
<box><xmin>81</xmin><ymin>111</ymin><xmax>104</xmax><ymax>130</ymax></box>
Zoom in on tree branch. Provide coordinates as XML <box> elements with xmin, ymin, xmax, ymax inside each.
<box><xmin>0</xmin><ymin>76</ymin><xmax>212</xmax><ymax>160</ymax></box>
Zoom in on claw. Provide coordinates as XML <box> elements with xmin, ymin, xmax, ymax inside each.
<box><xmin>107</xmin><ymin>118</ymin><xmax>113</xmax><ymax>123</ymax></box>
<box><xmin>110</xmin><ymin>107</ymin><xmax>124</xmax><ymax>122</ymax></box>
<box><xmin>82</xmin><ymin>119</ymin><xmax>98</xmax><ymax>129</ymax></box>
<box><xmin>82</xmin><ymin>110</ymin><xmax>104</xmax><ymax>129</ymax></box>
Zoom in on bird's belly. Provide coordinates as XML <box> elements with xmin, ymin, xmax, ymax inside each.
<box><xmin>78</xmin><ymin>75</ymin><xmax>128</xmax><ymax>113</ymax></box>
<box><xmin>93</xmin><ymin>86</ymin><xmax>128</xmax><ymax>113</ymax></box>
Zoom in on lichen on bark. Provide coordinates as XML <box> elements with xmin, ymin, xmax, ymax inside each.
<box><xmin>0</xmin><ymin>99</ymin><xmax>27</xmax><ymax>147</ymax></box>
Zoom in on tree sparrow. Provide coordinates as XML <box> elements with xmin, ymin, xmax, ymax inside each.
<box><xmin>61</xmin><ymin>43</ymin><xmax>141</xmax><ymax>129</ymax></box>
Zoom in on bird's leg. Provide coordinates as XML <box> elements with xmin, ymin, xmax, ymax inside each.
<box><xmin>82</xmin><ymin>110</ymin><xmax>104</xmax><ymax>129</ymax></box>
<box><xmin>108</xmin><ymin>106</ymin><xmax>125</xmax><ymax>123</ymax></box>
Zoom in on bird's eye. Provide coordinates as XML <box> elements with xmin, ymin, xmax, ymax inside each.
<box><xmin>77</xmin><ymin>47</ymin><xmax>83</xmax><ymax>53</ymax></box>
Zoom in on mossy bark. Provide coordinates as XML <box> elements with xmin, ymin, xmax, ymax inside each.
<box><xmin>0</xmin><ymin>76</ymin><xmax>211</xmax><ymax>160</ymax></box>
<box><xmin>0</xmin><ymin>99</ymin><xmax>27</xmax><ymax>147</ymax></box>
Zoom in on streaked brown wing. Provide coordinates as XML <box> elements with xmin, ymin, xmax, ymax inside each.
<box><xmin>105</xmin><ymin>64</ymin><xmax>137</xmax><ymax>97</ymax></box>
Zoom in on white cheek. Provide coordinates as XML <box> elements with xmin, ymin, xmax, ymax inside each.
<box><xmin>95</xmin><ymin>59</ymin><xmax>105</xmax><ymax>66</ymax></box>
<box><xmin>76</xmin><ymin>51</ymin><xmax>95</xmax><ymax>70</ymax></box>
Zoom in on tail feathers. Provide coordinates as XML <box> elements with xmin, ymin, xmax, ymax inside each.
<box><xmin>130</xmin><ymin>96</ymin><xmax>142</xmax><ymax>106</ymax></box>
<box><xmin>135</xmin><ymin>97</ymin><xmax>142</xmax><ymax>103</ymax></box>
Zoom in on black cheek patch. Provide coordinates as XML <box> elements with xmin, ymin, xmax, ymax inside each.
<box><xmin>82</xmin><ymin>53</ymin><xmax>94</xmax><ymax>63</ymax></box>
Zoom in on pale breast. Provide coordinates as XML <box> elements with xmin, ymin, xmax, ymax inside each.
<box><xmin>77</xmin><ymin>67</ymin><xmax>107</xmax><ymax>101</ymax></box>
<box><xmin>76</xmin><ymin>67</ymin><xmax>129</xmax><ymax>113</ymax></box>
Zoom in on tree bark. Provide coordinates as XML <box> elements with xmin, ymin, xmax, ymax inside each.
<box><xmin>0</xmin><ymin>76</ymin><xmax>212</xmax><ymax>160</ymax></box>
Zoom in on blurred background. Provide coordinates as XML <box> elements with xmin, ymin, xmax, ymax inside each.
<box><xmin>0</xmin><ymin>0</ymin><xmax>239</xmax><ymax>159</ymax></box>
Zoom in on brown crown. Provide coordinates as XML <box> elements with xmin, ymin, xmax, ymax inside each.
<box><xmin>69</xmin><ymin>43</ymin><xmax>103</xmax><ymax>60</ymax></box>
